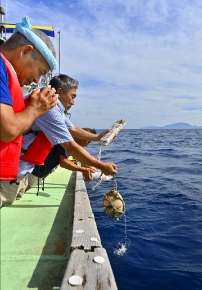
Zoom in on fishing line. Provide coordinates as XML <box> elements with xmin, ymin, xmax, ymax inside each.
<box><xmin>98</xmin><ymin>145</ymin><xmax>102</xmax><ymax>160</ymax></box>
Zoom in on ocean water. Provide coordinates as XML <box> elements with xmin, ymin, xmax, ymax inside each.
<box><xmin>86</xmin><ymin>129</ymin><xmax>202</xmax><ymax>290</ymax></box>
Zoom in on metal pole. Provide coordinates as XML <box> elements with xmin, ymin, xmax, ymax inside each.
<box><xmin>5</xmin><ymin>0</ymin><xmax>7</xmax><ymax>38</ymax></box>
<box><xmin>0</xmin><ymin>6</ymin><xmax>5</xmax><ymax>39</ymax></box>
<box><xmin>58</xmin><ymin>31</ymin><xmax>60</xmax><ymax>74</ymax></box>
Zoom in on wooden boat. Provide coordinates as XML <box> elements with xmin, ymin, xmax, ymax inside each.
<box><xmin>0</xmin><ymin>6</ymin><xmax>118</xmax><ymax>289</ymax></box>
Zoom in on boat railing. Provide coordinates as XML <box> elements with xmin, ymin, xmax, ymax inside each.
<box><xmin>60</xmin><ymin>170</ymin><xmax>118</xmax><ymax>290</ymax></box>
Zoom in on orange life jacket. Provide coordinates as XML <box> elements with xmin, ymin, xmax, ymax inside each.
<box><xmin>0</xmin><ymin>54</ymin><xmax>25</xmax><ymax>180</ymax></box>
<box><xmin>20</xmin><ymin>130</ymin><xmax>54</xmax><ymax>166</ymax></box>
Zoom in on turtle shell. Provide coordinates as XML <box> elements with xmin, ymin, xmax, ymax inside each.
<box><xmin>103</xmin><ymin>189</ymin><xmax>125</xmax><ymax>220</ymax></box>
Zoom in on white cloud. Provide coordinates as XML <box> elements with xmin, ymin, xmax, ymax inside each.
<box><xmin>3</xmin><ymin>0</ymin><xmax>202</xmax><ymax>128</ymax></box>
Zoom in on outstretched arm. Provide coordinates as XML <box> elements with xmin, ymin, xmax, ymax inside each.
<box><xmin>70</xmin><ymin>126</ymin><xmax>109</xmax><ymax>141</ymax></box>
<box><xmin>60</xmin><ymin>140</ymin><xmax>117</xmax><ymax>176</ymax></box>
<box><xmin>59</xmin><ymin>155</ymin><xmax>97</xmax><ymax>181</ymax></box>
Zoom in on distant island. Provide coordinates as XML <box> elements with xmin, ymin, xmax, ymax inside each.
<box><xmin>141</xmin><ymin>122</ymin><xmax>202</xmax><ymax>129</ymax></box>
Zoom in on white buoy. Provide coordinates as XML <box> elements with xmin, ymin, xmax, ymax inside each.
<box><xmin>90</xmin><ymin>237</ymin><xmax>99</xmax><ymax>242</ymax></box>
<box><xmin>68</xmin><ymin>275</ymin><xmax>83</xmax><ymax>286</ymax></box>
<box><xmin>94</xmin><ymin>256</ymin><xmax>105</xmax><ymax>264</ymax></box>
<box><xmin>75</xmin><ymin>229</ymin><xmax>84</xmax><ymax>234</ymax></box>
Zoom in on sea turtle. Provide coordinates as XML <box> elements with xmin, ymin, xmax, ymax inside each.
<box><xmin>103</xmin><ymin>189</ymin><xmax>125</xmax><ymax>220</ymax></box>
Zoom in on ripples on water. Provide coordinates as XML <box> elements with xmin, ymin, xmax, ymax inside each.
<box><xmin>86</xmin><ymin>130</ymin><xmax>202</xmax><ymax>290</ymax></box>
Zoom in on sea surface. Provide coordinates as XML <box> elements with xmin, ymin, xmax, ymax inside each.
<box><xmin>86</xmin><ymin>129</ymin><xmax>202</xmax><ymax>290</ymax></box>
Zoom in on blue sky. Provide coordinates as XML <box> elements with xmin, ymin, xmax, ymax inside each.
<box><xmin>2</xmin><ymin>0</ymin><xmax>202</xmax><ymax>128</ymax></box>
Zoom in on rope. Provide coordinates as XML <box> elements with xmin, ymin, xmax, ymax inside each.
<box><xmin>42</xmin><ymin>165</ymin><xmax>46</xmax><ymax>191</ymax></box>
<box><xmin>92</xmin><ymin>179</ymin><xmax>102</xmax><ymax>190</ymax></box>
<box><xmin>112</xmin><ymin>175</ymin><xmax>117</xmax><ymax>191</ymax></box>
<box><xmin>37</xmin><ymin>166</ymin><xmax>40</xmax><ymax>196</ymax></box>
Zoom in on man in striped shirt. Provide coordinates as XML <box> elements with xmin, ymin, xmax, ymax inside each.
<box><xmin>0</xmin><ymin>75</ymin><xmax>117</xmax><ymax>207</ymax></box>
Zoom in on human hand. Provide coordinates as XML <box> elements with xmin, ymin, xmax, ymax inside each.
<box><xmin>97</xmin><ymin>129</ymin><xmax>117</xmax><ymax>141</ymax></box>
<box><xmin>82</xmin><ymin>168</ymin><xmax>93</xmax><ymax>182</ymax></box>
<box><xmin>101</xmin><ymin>162</ymin><xmax>117</xmax><ymax>175</ymax></box>
<box><xmin>88</xmin><ymin>166</ymin><xmax>97</xmax><ymax>173</ymax></box>
<box><xmin>25</xmin><ymin>85</ymin><xmax>58</xmax><ymax>117</ymax></box>
<box><xmin>97</xmin><ymin>129</ymin><xmax>110</xmax><ymax>140</ymax></box>
<box><xmin>82</xmin><ymin>165</ymin><xmax>97</xmax><ymax>172</ymax></box>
